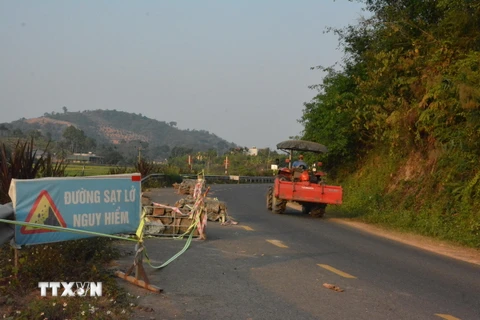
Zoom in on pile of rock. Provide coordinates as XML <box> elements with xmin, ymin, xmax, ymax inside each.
<box><xmin>174</xmin><ymin>196</ymin><xmax>236</xmax><ymax>225</ymax></box>
<box><xmin>172</xmin><ymin>179</ymin><xmax>198</xmax><ymax>195</ymax></box>
<box><xmin>143</xmin><ymin>204</ymin><xmax>200</xmax><ymax>237</ymax></box>
<box><xmin>141</xmin><ymin>179</ymin><xmax>236</xmax><ymax>238</ymax></box>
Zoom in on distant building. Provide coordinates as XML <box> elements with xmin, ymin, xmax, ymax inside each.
<box><xmin>247</xmin><ymin>147</ymin><xmax>258</xmax><ymax>156</ymax></box>
<box><xmin>66</xmin><ymin>152</ymin><xmax>104</xmax><ymax>164</ymax></box>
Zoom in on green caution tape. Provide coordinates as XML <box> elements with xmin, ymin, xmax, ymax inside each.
<box><xmin>0</xmin><ymin>218</ymin><xmax>138</xmax><ymax>242</ymax></box>
<box><xmin>1</xmin><ymin>176</ymin><xmax>207</xmax><ymax>270</ymax></box>
<box><xmin>143</xmin><ymin>225</ymin><xmax>196</xmax><ymax>269</ymax></box>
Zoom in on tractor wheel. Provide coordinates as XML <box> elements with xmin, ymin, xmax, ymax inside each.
<box><xmin>301</xmin><ymin>204</ymin><xmax>311</xmax><ymax>215</ymax></box>
<box><xmin>266</xmin><ymin>187</ymin><xmax>273</xmax><ymax>210</ymax></box>
<box><xmin>272</xmin><ymin>196</ymin><xmax>286</xmax><ymax>214</ymax></box>
<box><xmin>310</xmin><ymin>205</ymin><xmax>326</xmax><ymax>218</ymax></box>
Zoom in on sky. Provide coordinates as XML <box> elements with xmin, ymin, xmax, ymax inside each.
<box><xmin>0</xmin><ymin>0</ymin><xmax>366</xmax><ymax>150</ymax></box>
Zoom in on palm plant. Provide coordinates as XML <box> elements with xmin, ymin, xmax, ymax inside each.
<box><xmin>0</xmin><ymin>138</ymin><xmax>50</xmax><ymax>203</ymax></box>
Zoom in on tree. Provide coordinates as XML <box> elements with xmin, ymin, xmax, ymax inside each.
<box><xmin>27</xmin><ymin>130</ymin><xmax>43</xmax><ymax>140</ymax></box>
<box><xmin>98</xmin><ymin>146</ymin><xmax>124</xmax><ymax>165</ymax></box>
<box><xmin>302</xmin><ymin>0</ymin><xmax>480</xmax><ymax>164</ymax></box>
<box><xmin>300</xmin><ymin>65</ymin><xmax>363</xmax><ymax>167</ymax></box>
<box><xmin>0</xmin><ymin>124</ymin><xmax>9</xmax><ymax>137</ymax></box>
<box><xmin>12</xmin><ymin>129</ymin><xmax>24</xmax><ymax>137</ymax></box>
<box><xmin>62</xmin><ymin>126</ymin><xmax>96</xmax><ymax>153</ymax></box>
<box><xmin>170</xmin><ymin>146</ymin><xmax>193</xmax><ymax>158</ymax></box>
<box><xmin>62</xmin><ymin>106</ymin><xmax>68</xmax><ymax>114</ymax></box>
<box><xmin>84</xmin><ymin>137</ymin><xmax>97</xmax><ymax>152</ymax></box>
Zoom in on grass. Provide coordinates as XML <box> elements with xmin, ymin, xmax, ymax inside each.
<box><xmin>0</xmin><ymin>140</ymin><xmax>143</xmax><ymax>319</ymax></box>
<box><xmin>328</xmin><ymin>147</ymin><xmax>480</xmax><ymax>249</ymax></box>
<box><xmin>64</xmin><ymin>164</ymin><xmax>119</xmax><ymax>177</ymax></box>
<box><xmin>0</xmin><ymin>238</ymin><xmax>137</xmax><ymax>319</ymax></box>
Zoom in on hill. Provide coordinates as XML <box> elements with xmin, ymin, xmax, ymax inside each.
<box><xmin>1</xmin><ymin>110</ymin><xmax>236</xmax><ymax>159</ymax></box>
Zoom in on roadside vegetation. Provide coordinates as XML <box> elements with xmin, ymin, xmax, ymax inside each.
<box><xmin>0</xmin><ymin>137</ymin><xmax>283</xmax><ymax>319</ymax></box>
<box><xmin>0</xmin><ymin>139</ymin><xmax>136</xmax><ymax>319</ymax></box>
<box><xmin>65</xmin><ymin>164</ymin><xmax>115</xmax><ymax>176</ymax></box>
<box><xmin>0</xmin><ymin>127</ymin><xmax>287</xmax><ymax>178</ymax></box>
<box><xmin>302</xmin><ymin>0</ymin><xmax>480</xmax><ymax>248</ymax></box>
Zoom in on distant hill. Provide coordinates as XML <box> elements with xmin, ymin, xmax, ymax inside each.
<box><xmin>1</xmin><ymin>110</ymin><xmax>237</xmax><ymax>159</ymax></box>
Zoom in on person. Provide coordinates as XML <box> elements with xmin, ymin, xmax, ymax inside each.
<box><xmin>292</xmin><ymin>154</ymin><xmax>307</xmax><ymax>169</ymax></box>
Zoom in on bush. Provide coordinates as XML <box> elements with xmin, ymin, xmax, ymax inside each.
<box><xmin>0</xmin><ymin>238</ymin><xmax>135</xmax><ymax>319</ymax></box>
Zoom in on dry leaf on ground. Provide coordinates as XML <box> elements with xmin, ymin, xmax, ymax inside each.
<box><xmin>323</xmin><ymin>283</ymin><xmax>344</xmax><ymax>292</ymax></box>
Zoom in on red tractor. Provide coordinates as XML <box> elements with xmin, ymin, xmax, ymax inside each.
<box><xmin>266</xmin><ymin>140</ymin><xmax>343</xmax><ymax>217</ymax></box>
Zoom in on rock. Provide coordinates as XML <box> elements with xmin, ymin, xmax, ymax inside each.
<box><xmin>144</xmin><ymin>217</ymin><xmax>165</xmax><ymax>234</ymax></box>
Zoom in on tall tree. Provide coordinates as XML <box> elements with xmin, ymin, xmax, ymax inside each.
<box><xmin>62</xmin><ymin>126</ymin><xmax>96</xmax><ymax>153</ymax></box>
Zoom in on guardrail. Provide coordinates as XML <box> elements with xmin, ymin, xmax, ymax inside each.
<box><xmin>142</xmin><ymin>174</ymin><xmax>274</xmax><ymax>185</ymax></box>
<box><xmin>229</xmin><ymin>175</ymin><xmax>275</xmax><ymax>183</ymax></box>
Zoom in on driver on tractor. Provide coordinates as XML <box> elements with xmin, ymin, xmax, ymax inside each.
<box><xmin>292</xmin><ymin>154</ymin><xmax>307</xmax><ymax>169</ymax></box>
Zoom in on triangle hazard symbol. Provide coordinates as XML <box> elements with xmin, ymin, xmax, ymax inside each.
<box><xmin>20</xmin><ymin>190</ymin><xmax>67</xmax><ymax>234</ymax></box>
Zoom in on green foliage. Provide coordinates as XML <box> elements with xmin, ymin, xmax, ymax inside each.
<box><xmin>304</xmin><ymin>0</ymin><xmax>480</xmax><ymax>247</ymax></box>
<box><xmin>300</xmin><ymin>65</ymin><xmax>364</xmax><ymax>171</ymax></box>
<box><xmin>163</xmin><ymin>147</ymin><xmax>283</xmax><ymax>176</ymax></box>
<box><xmin>170</xmin><ymin>146</ymin><xmax>193</xmax><ymax>158</ymax></box>
<box><xmin>0</xmin><ymin>139</ymin><xmax>46</xmax><ymax>203</ymax></box>
<box><xmin>303</xmin><ymin>0</ymin><xmax>479</xmax><ymax>154</ymax></box>
<box><xmin>331</xmin><ymin>147</ymin><xmax>400</xmax><ymax>218</ymax></box>
<box><xmin>135</xmin><ymin>158</ymin><xmax>156</xmax><ymax>177</ymax></box>
<box><xmin>105</xmin><ymin>160</ymin><xmax>182</xmax><ymax>189</ymax></box>
<box><xmin>3</xmin><ymin>238</ymin><xmax>118</xmax><ymax>291</ymax></box>
<box><xmin>108</xmin><ymin>166</ymin><xmax>132</xmax><ymax>175</ymax></box>
<box><xmin>331</xmin><ymin>148</ymin><xmax>480</xmax><ymax>248</ymax></box>
<box><xmin>0</xmin><ymin>141</ymin><xmax>136</xmax><ymax>317</ymax></box>
<box><xmin>62</xmin><ymin>125</ymin><xmax>96</xmax><ymax>153</ymax></box>
<box><xmin>0</xmin><ymin>239</ymin><xmax>134</xmax><ymax>319</ymax></box>
<box><xmin>46</xmin><ymin>110</ymin><xmax>236</xmax><ymax>158</ymax></box>
<box><xmin>97</xmin><ymin>145</ymin><xmax>125</xmax><ymax>165</ymax></box>
<box><xmin>41</xmin><ymin>154</ymin><xmax>68</xmax><ymax>177</ymax></box>
<box><xmin>65</xmin><ymin>164</ymin><xmax>116</xmax><ymax>176</ymax></box>
<box><xmin>3</xmin><ymin>110</ymin><xmax>237</xmax><ymax>165</ymax></box>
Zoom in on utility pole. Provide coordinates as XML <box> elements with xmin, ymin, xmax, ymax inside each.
<box><xmin>224</xmin><ymin>156</ymin><xmax>229</xmax><ymax>175</ymax></box>
<box><xmin>187</xmin><ymin>155</ymin><xmax>193</xmax><ymax>172</ymax></box>
<box><xmin>267</xmin><ymin>148</ymin><xmax>270</xmax><ymax>170</ymax></box>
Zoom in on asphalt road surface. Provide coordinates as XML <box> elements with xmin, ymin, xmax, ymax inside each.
<box><xmin>115</xmin><ymin>184</ymin><xmax>480</xmax><ymax>320</ymax></box>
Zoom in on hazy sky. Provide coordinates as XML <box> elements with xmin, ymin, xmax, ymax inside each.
<box><xmin>0</xmin><ymin>0</ymin><xmax>365</xmax><ymax>149</ymax></box>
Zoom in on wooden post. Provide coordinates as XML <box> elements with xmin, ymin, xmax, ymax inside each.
<box><xmin>115</xmin><ymin>271</ymin><xmax>161</xmax><ymax>293</ymax></box>
<box><xmin>116</xmin><ymin>242</ymin><xmax>162</xmax><ymax>293</ymax></box>
<box><xmin>134</xmin><ymin>249</ymin><xmax>142</xmax><ymax>281</ymax></box>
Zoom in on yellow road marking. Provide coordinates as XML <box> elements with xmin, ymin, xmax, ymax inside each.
<box><xmin>266</xmin><ymin>239</ymin><xmax>289</xmax><ymax>248</ymax></box>
<box><xmin>317</xmin><ymin>264</ymin><xmax>356</xmax><ymax>279</ymax></box>
<box><xmin>435</xmin><ymin>314</ymin><xmax>461</xmax><ymax>320</ymax></box>
<box><xmin>242</xmin><ymin>226</ymin><xmax>254</xmax><ymax>231</ymax></box>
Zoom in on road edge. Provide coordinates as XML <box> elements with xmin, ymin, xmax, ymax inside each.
<box><xmin>287</xmin><ymin>203</ymin><xmax>480</xmax><ymax>266</ymax></box>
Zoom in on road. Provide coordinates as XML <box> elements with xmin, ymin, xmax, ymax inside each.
<box><xmin>115</xmin><ymin>184</ymin><xmax>480</xmax><ymax>320</ymax></box>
